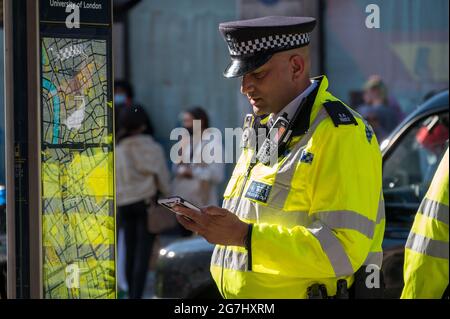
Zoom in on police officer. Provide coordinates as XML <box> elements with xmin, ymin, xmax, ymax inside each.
<box><xmin>401</xmin><ymin>148</ymin><xmax>449</xmax><ymax>299</ymax></box>
<box><xmin>175</xmin><ymin>16</ymin><xmax>385</xmax><ymax>299</ymax></box>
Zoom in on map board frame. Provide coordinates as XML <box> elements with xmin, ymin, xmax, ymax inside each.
<box><xmin>39</xmin><ymin>0</ymin><xmax>115</xmax><ymax>299</ymax></box>
<box><xmin>5</xmin><ymin>0</ymin><xmax>115</xmax><ymax>299</ymax></box>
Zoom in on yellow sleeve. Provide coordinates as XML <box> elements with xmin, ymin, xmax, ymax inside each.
<box><xmin>401</xmin><ymin>148</ymin><xmax>449</xmax><ymax>299</ymax></box>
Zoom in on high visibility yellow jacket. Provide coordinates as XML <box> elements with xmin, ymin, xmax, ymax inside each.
<box><xmin>210</xmin><ymin>76</ymin><xmax>385</xmax><ymax>298</ymax></box>
<box><xmin>401</xmin><ymin>148</ymin><xmax>449</xmax><ymax>299</ymax></box>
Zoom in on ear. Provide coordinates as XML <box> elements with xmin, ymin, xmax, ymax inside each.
<box><xmin>289</xmin><ymin>55</ymin><xmax>305</xmax><ymax>80</ymax></box>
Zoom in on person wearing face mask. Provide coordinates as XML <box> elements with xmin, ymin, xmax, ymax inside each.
<box><xmin>114</xmin><ymin>80</ymin><xmax>136</xmax><ymax>298</ymax></box>
<box><xmin>171</xmin><ymin>107</ymin><xmax>225</xmax><ymax>237</ymax></box>
<box><xmin>114</xmin><ymin>81</ymin><xmax>135</xmax><ymax>141</ymax></box>
<box><xmin>114</xmin><ymin>80</ymin><xmax>134</xmax><ymax>107</ymax></box>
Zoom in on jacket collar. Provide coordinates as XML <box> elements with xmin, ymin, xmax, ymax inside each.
<box><xmin>290</xmin><ymin>75</ymin><xmax>328</xmax><ymax>136</ymax></box>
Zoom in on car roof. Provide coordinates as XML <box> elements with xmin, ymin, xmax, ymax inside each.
<box><xmin>381</xmin><ymin>90</ymin><xmax>449</xmax><ymax>155</ymax></box>
<box><xmin>409</xmin><ymin>90</ymin><xmax>448</xmax><ymax>118</ymax></box>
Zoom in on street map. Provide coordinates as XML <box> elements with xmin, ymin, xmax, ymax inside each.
<box><xmin>41</xmin><ymin>37</ymin><xmax>115</xmax><ymax>298</ymax></box>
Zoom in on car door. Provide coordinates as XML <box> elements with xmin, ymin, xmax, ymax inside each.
<box><xmin>383</xmin><ymin>110</ymin><xmax>449</xmax><ymax>245</ymax></box>
<box><xmin>381</xmin><ymin>109</ymin><xmax>449</xmax><ymax>298</ymax></box>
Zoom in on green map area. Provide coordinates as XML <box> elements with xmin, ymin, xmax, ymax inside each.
<box><xmin>41</xmin><ymin>37</ymin><xmax>115</xmax><ymax>299</ymax></box>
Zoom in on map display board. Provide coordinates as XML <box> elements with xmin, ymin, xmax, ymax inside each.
<box><xmin>40</xmin><ymin>0</ymin><xmax>115</xmax><ymax>299</ymax></box>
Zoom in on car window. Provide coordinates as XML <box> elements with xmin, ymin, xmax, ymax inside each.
<box><xmin>383</xmin><ymin>111</ymin><xmax>449</xmax><ymax>216</ymax></box>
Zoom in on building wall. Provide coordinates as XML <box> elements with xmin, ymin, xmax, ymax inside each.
<box><xmin>324</xmin><ymin>0</ymin><xmax>449</xmax><ymax>111</ymax></box>
<box><xmin>128</xmin><ymin>0</ymin><xmax>238</xmax><ymax>150</ymax></box>
<box><xmin>127</xmin><ymin>0</ymin><xmax>239</xmax><ymax>195</ymax></box>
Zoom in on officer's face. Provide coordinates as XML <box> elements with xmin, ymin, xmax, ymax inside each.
<box><xmin>240</xmin><ymin>53</ymin><xmax>300</xmax><ymax>116</ymax></box>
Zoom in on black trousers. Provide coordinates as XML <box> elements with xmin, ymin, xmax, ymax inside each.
<box><xmin>118</xmin><ymin>200</ymin><xmax>155</xmax><ymax>299</ymax></box>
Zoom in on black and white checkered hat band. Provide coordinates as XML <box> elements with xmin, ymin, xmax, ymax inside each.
<box><xmin>227</xmin><ymin>33</ymin><xmax>310</xmax><ymax>56</ymax></box>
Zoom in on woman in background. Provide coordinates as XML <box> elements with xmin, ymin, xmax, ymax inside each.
<box><xmin>116</xmin><ymin>105</ymin><xmax>170</xmax><ymax>298</ymax></box>
<box><xmin>172</xmin><ymin>107</ymin><xmax>224</xmax><ymax>236</ymax></box>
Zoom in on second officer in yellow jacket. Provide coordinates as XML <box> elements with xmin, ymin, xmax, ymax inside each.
<box><xmin>175</xmin><ymin>16</ymin><xmax>385</xmax><ymax>299</ymax></box>
<box><xmin>401</xmin><ymin>148</ymin><xmax>449</xmax><ymax>299</ymax></box>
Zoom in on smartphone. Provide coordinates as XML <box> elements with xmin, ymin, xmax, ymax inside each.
<box><xmin>157</xmin><ymin>196</ymin><xmax>201</xmax><ymax>216</ymax></box>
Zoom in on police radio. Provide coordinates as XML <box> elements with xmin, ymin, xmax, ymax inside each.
<box><xmin>256</xmin><ymin>112</ymin><xmax>292</xmax><ymax>165</ymax></box>
<box><xmin>240</xmin><ymin>114</ymin><xmax>255</xmax><ymax>148</ymax></box>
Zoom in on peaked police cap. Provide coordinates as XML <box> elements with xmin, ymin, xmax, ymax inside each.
<box><xmin>219</xmin><ymin>16</ymin><xmax>316</xmax><ymax>78</ymax></box>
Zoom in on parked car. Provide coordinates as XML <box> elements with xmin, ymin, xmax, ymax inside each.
<box><xmin>156</xmin><ymin>236</ymin><xmax>221</xmax><ymax>298</ymax></box>
<box><xmin>0</xmin><ymin>185</ymin><xmax>6</xmax><ymax>299</ymax></box>
<box><xmin>155</xmin><ymin>91</ymin><xmax>449</xmax><ymax>299</ymax></box>
<box><xmin>379</xmin><ymin>90</ymin><xmax>448</xmax><ymax>298</ymax></box>
<box><xmin>0</xmin><ymin>233</ymin><xmax>5</xmax><ymax>300</ymax></box>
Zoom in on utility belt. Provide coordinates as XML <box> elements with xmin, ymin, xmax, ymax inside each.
<box><xmin>307</xmin><ymin>267</ymin><xmax>385</xmax><ymax>299</ymax></box>
<box><xmin>307</xmin><ymin>279</ymin><xmax>350</xmax><ymax>299</ymax></box>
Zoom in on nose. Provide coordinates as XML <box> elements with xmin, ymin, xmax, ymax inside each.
<box><xmin>241</xmin><ymin>74</ymin><xmax>254</xmax><ymax>95</ymax></box>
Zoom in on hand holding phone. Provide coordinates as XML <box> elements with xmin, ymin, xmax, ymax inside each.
<box><xmin>157</xmin><ymin>196</ymin><xmax>201</xmax><ymax>216</ymax></box>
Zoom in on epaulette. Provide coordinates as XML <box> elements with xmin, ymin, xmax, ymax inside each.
<box><xmin>323</xmin><ymin>100</ymin><xmax>358</xmax><ymax>127</ymax></box>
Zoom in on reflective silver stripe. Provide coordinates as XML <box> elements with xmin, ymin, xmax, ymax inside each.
<box><xmin>270</xmin><ymin>108</ymin><xmax>329</xmax><ymax>208</ymax></box>
<box><xmin>376</xmin><ymin>197</ymin><xmax>385</xmax><ymax>224</ymax></box>
<box><xmin>224</xmin><ymin>196</ymin><xmax>257</xmax><ymax>220</ymax></box>
<box><xmin>222</xmin><ymin>197</ymin><xmax>237</xmax><ymax>212</ymax></box>
<box><xmin>406</xmin><ymin>232</ymin><xmax>449</xmax><ymax>260</ymax></box>
<box><xmin>267</xmin><ymin>179</ymin><xmax>291</xmax><ymax>210</ymax></box>
<box><xmin>308</xmin><ymin>221</ymin><xmax>354</xmax><ymax>277</ymax></box>
<box><xmin>222</xmin><ymin>200</ymin><xmax>230</xmax><ymax>211</ymax></box>
<box><xmin>224</xmin><ymin>196</ymin><xmax>311</xmax><ymax>227</ymax></box>
<box><xmin>211</xmin><ymin>245</ymin><xmax>225</xmax><ymax>266</ymax></box>
<box><xmin>312</xmin><ymin>195</ymin><xmax>385</xmax><ymax>238</ymax></box>
<box><xmin>226</xmin><ymin>248</ymin><xmax>248</xmax><ymax>271</ymax></box>
<box><xmin>235</xmin><ymin>196</ymin><xmax>257</xmax><ymax>220</ymax></box>
<box><xmin>418</xmin><ymin>198</ymin><xmax>449</xmax><ymax>225</ymax></box>
<box><xmin>363</xmin><ymin>251</ymin><xmax>383</xmax><ymax>267</ymax></box>
<box><xmin>211</xmin><ymin>246</ymin><xmax>248</xmax><ymax>271</ymax></box>
<box><xmin>314</xmin><ymin>211</ymin><xmax>375</xmax><ymax>239</ymax></box>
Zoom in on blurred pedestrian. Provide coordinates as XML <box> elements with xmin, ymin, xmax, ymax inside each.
<box><xmin>114</xmin><ymin>80</ymin><xmax>136</xmax><ymax>297</ymax></box>
<box><xmin>114</xmin><ymin>80</ymin><xmax>134</xmax><ymax>108</ymax></box>
<box><xmin>116</xmin><ymin>105</ymin><xmax>170</xmax><ymax>298</ymax></box>
<box><xmin>114</xmin><ymin>80</ymin><xmax>134</xmax><ymax>139</ymax></box>
<box><xmin>358</xmin><ymin>75</ymin><xmax>401</xmax><ymax>135</ymax></box>
<box><xmin>172</xmin><ymin>107</ymin><xmax>224</xmax><ymax>236</ymax></box>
